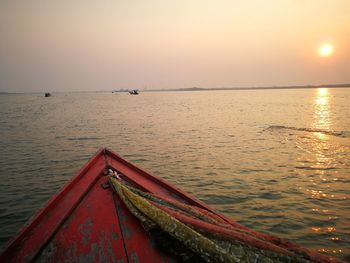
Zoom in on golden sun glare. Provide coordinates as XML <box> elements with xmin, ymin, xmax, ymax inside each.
<box><xmin>318</xmin><ymin>44</ymin><xmax>334</xmax><ymax>57</ymax></box>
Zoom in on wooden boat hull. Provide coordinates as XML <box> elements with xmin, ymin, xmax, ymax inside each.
<box><xmin>1</xmin><ymin>148</ymin><xmax>238</xmax><ymax>262</ymax></box>
<box><xmin>0</xmin><ymin>148</ymin><xmax>341</xmax><ymax>262</ymax></box>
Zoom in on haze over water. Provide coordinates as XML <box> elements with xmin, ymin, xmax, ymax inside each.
<box><xmin>0</xmin><ymin>88</ymin><xmax>349</xmax><ymax>261</ymax></box>
<box><xmin>1</xmin><ymin>1</ymin><xmax>350</xmax><ymax>92</ymax></box>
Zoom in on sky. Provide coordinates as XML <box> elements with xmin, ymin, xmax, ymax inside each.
<box><xmin>0</xmin><ymin>0</ymin><xmax>349</xmax><ymax>92</ymax></box>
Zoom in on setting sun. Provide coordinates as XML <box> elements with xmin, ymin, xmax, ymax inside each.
<box><xmin>318</xmin><ymin>44</ymin><xmax>334</xmax><ymax>57</ymax></box>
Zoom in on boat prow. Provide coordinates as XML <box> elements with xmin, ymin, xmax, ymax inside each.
<box><xmin>0</xmin><ymin>148</ymin><xmax>342</xmax><ymax>262</ymax></box>
<box><xmin>0</xmin><ymin>149</ymin><xmax>218</xmax><ymax>262</ymax></box>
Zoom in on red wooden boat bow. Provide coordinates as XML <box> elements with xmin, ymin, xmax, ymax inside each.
<box><xmin>0</xmin><ymin>148</ymin><xmax>342</xmax><ymax>263</ymax></box>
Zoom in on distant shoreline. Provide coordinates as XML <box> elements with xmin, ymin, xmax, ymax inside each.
<box><xmin>1</xmin><ymin>83</ymin><xmax>349</xmax><ymax>94</ymax></box>
<box><xmin>145</xmin><ymin>83</ymin><xmax>350</xmax><ymax>92</ymax></box>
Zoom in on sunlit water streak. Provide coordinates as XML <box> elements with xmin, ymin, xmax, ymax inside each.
<box><xmin>314</xmin><ymin>88</ymin><xmax>331</xmax><ymax>139</ymax></box>
<box><xmin>0</xmin><ymin>88</ymin><xmax>349</xmax><ymax>261</ymax></box>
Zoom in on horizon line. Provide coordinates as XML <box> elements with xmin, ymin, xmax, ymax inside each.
<box><xmin>1</xmin><ymin>83</ymin><xmax>350</xmax><ymax>94</ymax></box>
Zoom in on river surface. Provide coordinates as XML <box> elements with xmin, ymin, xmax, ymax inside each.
<box><xmin>0</xmin><ymin>88</ymin><xmax>349</xmax><ymax>261</ymax></box>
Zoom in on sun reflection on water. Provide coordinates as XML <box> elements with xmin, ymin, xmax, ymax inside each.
<box><xmin>310</xmin><ymin>88</ymin><xmax>333</xmax><ymax>170</ymax></box>
<box><xmin>313</xmin><ymin>88</ymin><xmax>331</xmax><ymax>138</ymax></box>
<box><xmin>307</xmin><ymin>88</ymin><xmax>343</xmax><ymax>257</ymax></box>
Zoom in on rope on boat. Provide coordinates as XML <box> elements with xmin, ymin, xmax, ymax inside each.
<box><xmin>109</xmin><ymin>175</ymin><xmax>342</xmax><ymax>263</ymax></box>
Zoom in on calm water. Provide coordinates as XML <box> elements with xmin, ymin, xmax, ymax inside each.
<box><xmin>0</xmin><ymin>88</ymin><xmax>349</xmax><ymax>261</ymax></box>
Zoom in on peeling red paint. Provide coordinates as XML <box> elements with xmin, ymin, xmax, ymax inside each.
<box><xmin>0</xmin><ymin>148</ymin><xmax>337</xmax><ymax>263</ymax></box>
<box><xmin>0</xmin><ymin>149</ymin><xmax>180</xmax><ymax>263</ymax></box>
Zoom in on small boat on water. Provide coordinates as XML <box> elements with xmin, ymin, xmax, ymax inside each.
<box><xmin>44</xmin><ymin>92</ymin><xmax>51</xmax><ymax>97</ymax></box>
<box><xmin>0</xmin><ymin>148</ymin><xmax>341</xmax><ymax>263</ymax></box>
<box><xmin>129</xmin><ymin>89</ymin><xmax>139</xmax><ymax>95</ymax></box>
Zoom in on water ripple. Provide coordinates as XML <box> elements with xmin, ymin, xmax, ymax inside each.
<box><xmin>267</xmin><ymin>125</ymin><xmax>350</xmax><ymax>138</ymax></box>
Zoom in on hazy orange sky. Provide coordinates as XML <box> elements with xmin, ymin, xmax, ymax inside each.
<box><xmin>0</xmin><ymin>0</ymin><xmax>349</xmax><ymax>92</ymax></box>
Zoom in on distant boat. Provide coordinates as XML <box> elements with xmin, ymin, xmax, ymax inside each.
<box><xmin>129</xmin><ymin>90</ymin><xmax>139</xmax><ymax>95</ymax></box>
<box><xmin>44</xmin><ymin>93</ymin><xmax>51</xmax><ymax>97</ymax></box>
